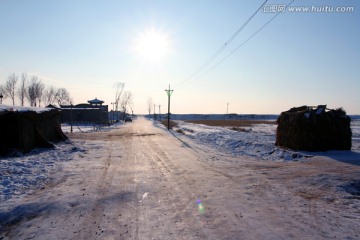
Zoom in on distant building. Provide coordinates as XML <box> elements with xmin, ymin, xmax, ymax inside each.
<box><xmin>60</xmin><ymin>98</ymin><xmax>109</xmax><ymax>123</ymax></box>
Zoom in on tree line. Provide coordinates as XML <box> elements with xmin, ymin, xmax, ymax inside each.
<box><xmin>0</xmin><ymin>73</ymin><xmax>71</xmax><ymax>107</ymax></box>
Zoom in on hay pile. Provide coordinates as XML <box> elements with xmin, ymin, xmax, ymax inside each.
<box><xmin>0</xmin><ymin>109</ymin><xmax>67</xmax><ymax>155</ymax></box>
<box><xmin>276</xmin><ymin>105</ymin><xmax>352</xmax><ymax>151</ymax></box>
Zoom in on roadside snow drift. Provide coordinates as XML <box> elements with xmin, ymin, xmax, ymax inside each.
<box><xmin>169</xmin><ymin>118</ymin><xmax>360</xmax><ymax>161</ymax></box>
<box><xmin>0</xmin><ymin>142</ymin><xmax>78</xmax><ymax>203</ymax></box>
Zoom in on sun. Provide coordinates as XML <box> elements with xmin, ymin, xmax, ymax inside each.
<box><xmin>133</xmin><ymin>28</ymin><xmax>171</xmax><ymax>63</ymax></box>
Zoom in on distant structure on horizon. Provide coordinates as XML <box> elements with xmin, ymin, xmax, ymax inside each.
<box><xmin>59</xmin><ymin>98</ymin><xmax>109</xmax><ymax>124</ymax></box>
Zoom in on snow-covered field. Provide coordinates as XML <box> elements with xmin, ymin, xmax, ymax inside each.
<box><xmin>169</xmin><ymin>117</ymin><xmax>360</xmax><ymax>161</ymax></box>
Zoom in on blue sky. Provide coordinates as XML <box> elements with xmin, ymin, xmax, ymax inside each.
<box><xmin>0</xmin><ymin>0</ymin><xmax>359</xmax><ymax>114</ymax></box>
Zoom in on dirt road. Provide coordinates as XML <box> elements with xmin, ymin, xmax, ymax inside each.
<box><xmin>1</xmin><ymin>117</ymin><xmax>360</xmax><ymax>239</ymax></box>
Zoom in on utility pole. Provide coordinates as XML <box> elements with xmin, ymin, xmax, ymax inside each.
<box><xmin>153</xmin><ymin>104</ymin><xmax>156</xmax><ymax>120</ymax></box>
<box><xmin>165</xmin><ymin>85</ymin><xmax>174</xmax><ymax>130</ymax></box>
<box><xmin>111</xmin><ymin>102</ymin><xmax>115</xmax><ymax>123</ymax></box>
<box><xmin>70</xmin><ymin>102</ymin><xmax>73</xmax><ymax>133</ymax></box>
<box><xmin>158</xmin><ymin>105</ymin><xmax>161</xmax><ymax>121</ymax></box>
<box><xmin>225</xmin><ymin>102</ymin><xmax>229</xmax><ymax>122</ymax></box>
<box><xmin>129</xmin><ymin>105</ymin><xmax>134</xmax><ymax>116</ymax></box>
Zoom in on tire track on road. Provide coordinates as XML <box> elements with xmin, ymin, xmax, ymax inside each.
<box><xmin>141</xmin><ymin>137</ymin><xmax>218</xmax><ymax>239</ymax></box>
<box><xmin>73</xmin><ymin>140</ymin><xmax>117</xmax><ymax>239</ymax></box>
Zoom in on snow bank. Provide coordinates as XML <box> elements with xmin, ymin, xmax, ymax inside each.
<box><xmin>0</xmin><ymin>142</ymin><xmax>79</xmax><ymax>203</ymax></box>
<box><xmin>169</xmin><ymin>119</ymin><xmax>360</xmax><ymax>161</ymax></box>
<box><xmin>352</xmin><ymin>119</ymin><xmax>360</xmax><ymax>151</ymax></box>
<box><xmin>352</xmin><ymin>120</ymin><xmax>360</xmax><ymax>139</ymax></box>
<box><xmin>174</xmin><ymin>121</ymin><xmax>308</xmax><ymax>161</ymax></box>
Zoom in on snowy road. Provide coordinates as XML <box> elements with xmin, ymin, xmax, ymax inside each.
<box><xmin>1</xmin><ymin>117</ymin><xmax>360</xmax><ymax>239</ymax></box>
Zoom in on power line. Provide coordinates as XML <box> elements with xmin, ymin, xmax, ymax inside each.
<box><xmin>194</xmin><ymin>0</ymin><xmax>296</xmax><ymax>80</ymax></box>
<box><xmin>165</xmin><ymin>85</ymin><xmax>174</xmax><ymax>130</ymax></box>
<box><xmin>193</xmin><ymin>2</ymin><xmax>293</xmax><ymax>81</ymax></box>
<box><xmin>176</xmin><ymin>0</ymin><xmax>268</xmax><ymax>87</ymax></box>
<box><xmin>178</xmin><ymin>0</ymin><xmax>296</xmax><ymax>88</ymax></box>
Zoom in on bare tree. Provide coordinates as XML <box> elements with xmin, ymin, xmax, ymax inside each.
<box><xmin>36</xmin><ymin>80</ymin><xmax>45</xmax><ymax>107</ymax></box>
<box><xmin>26</xmin><ymin>76</ymin><xmax>45</xmax><ymax>107</ymax></box>
<box><xmin>120</xmin><ymin>91</ymin><xmax>133</xmax><ymax>116</ymax></box>
<box><xmin>17</xmin><ymin>73</ymin><xmax>27</xmax><ymax>106</ymax></box>
<box><xmin>26</xmin><ymin>76</ymin><xmax>39</xmax><ymax>107</ymax></box>
<box><xmin>0</xmin><ymin>84</ymin><xmax>7</xmax><ymax>104</ymax></box>
<box><xmin>113</xmin><ymin>82</ymin><xmax>125</xmax><ymax>112</ymax></box>
<box><xmin>55</xmin><ymin>88</ymin><xmax>71</xmax><ymax>106</ymax></box>
<box><xmin>147</xmin><ymin>97</ymin><xmax>153</xmax><ymax>115</ymax></box>
<box><xmin>5</xmin><ymin>73</ymin><xmax>18</xmax><ymax>105</ymax></box>
<box><xmin>43</xmin><ymin>86</ymin><xmax>57</xmax><ymax>106</ymax></box>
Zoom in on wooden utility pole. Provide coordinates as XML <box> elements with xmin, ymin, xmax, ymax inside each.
<box><xmin>158</xmin><ymin>105</ymin><xmax>161</xmax><ymax>121</ymax></box>
<box><xmin>111</xmin><ymin>102</ymin><xmax>115</xmax><ymax>123</ymax></box>
<box><xmin>165</xmin><ymin>85</ymin><xmax>174</xmax><ymax>130</ymax></box>
<box><xmin>70</xmin><ymin>103</ymin><xmax>73</xmax><ymax>133</ymax></box>
<box><xmin>153</xmin><ymin>104</ymin><xmax>156</xmax><ymax>120</ymax></box>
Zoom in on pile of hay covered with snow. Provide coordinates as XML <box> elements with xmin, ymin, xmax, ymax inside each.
<box><xmin>0</xmin><ymin>105</ymin><xmax>67</xmax><ymax>155</ymax></box>
<box><xmin>276</xmin><ymin>105</ymin><xmax>352</xmax><ymax>151</ymax></box>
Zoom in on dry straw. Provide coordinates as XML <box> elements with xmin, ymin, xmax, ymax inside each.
<box><xmin>276</xmin><ymin>105</ymin><xmax>352</xmax><ymax>151</ymax></box>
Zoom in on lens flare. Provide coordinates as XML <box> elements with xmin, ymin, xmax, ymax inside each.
<box><xmin>197</xmin><ymin>199</ymin><xmax>205</xmax><ymax>214</ymax></box>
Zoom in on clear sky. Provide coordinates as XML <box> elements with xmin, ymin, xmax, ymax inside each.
<box><xmin>0</xmin><ymin>0</ymin><xmax>359</xmax><ymax>114</ymax></box>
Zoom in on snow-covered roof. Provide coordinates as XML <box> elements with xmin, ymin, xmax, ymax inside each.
<box><xmin>0</xmin><ymin>104</ymin><xmax>52</xmax><ymax>113</ymax></box>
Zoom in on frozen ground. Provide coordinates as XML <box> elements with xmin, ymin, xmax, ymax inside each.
<box><xmin>0</xmin><ymin>117</ymin><xmax>359</xmax><ymax>239</ymax></box>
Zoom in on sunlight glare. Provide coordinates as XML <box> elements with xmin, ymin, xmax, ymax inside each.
<box><xmin>134</xmin><ymin>28</ymin><xmax>171</xmax><ymax>63</ymax></box>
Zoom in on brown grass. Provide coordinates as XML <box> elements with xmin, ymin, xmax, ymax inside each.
<box><xmin>159</xmin><ymin>120</ymin><xmax>185</xmax><ymax>134</ymax></box>
<box><xmin>160</xmin><ymin>120</ymin><xmax>179</xmax><ymax>129</ymax></box>
<box><xmin>184</xmin><ymin>120</ymin><xmax>276</xmax><ymax>127</ymax></box>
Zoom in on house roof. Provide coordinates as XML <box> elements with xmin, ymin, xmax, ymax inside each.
<box><xmin>87</xmin><ymin>98</ymin><xmax>104</xmax><ymax>105</ymax></box>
